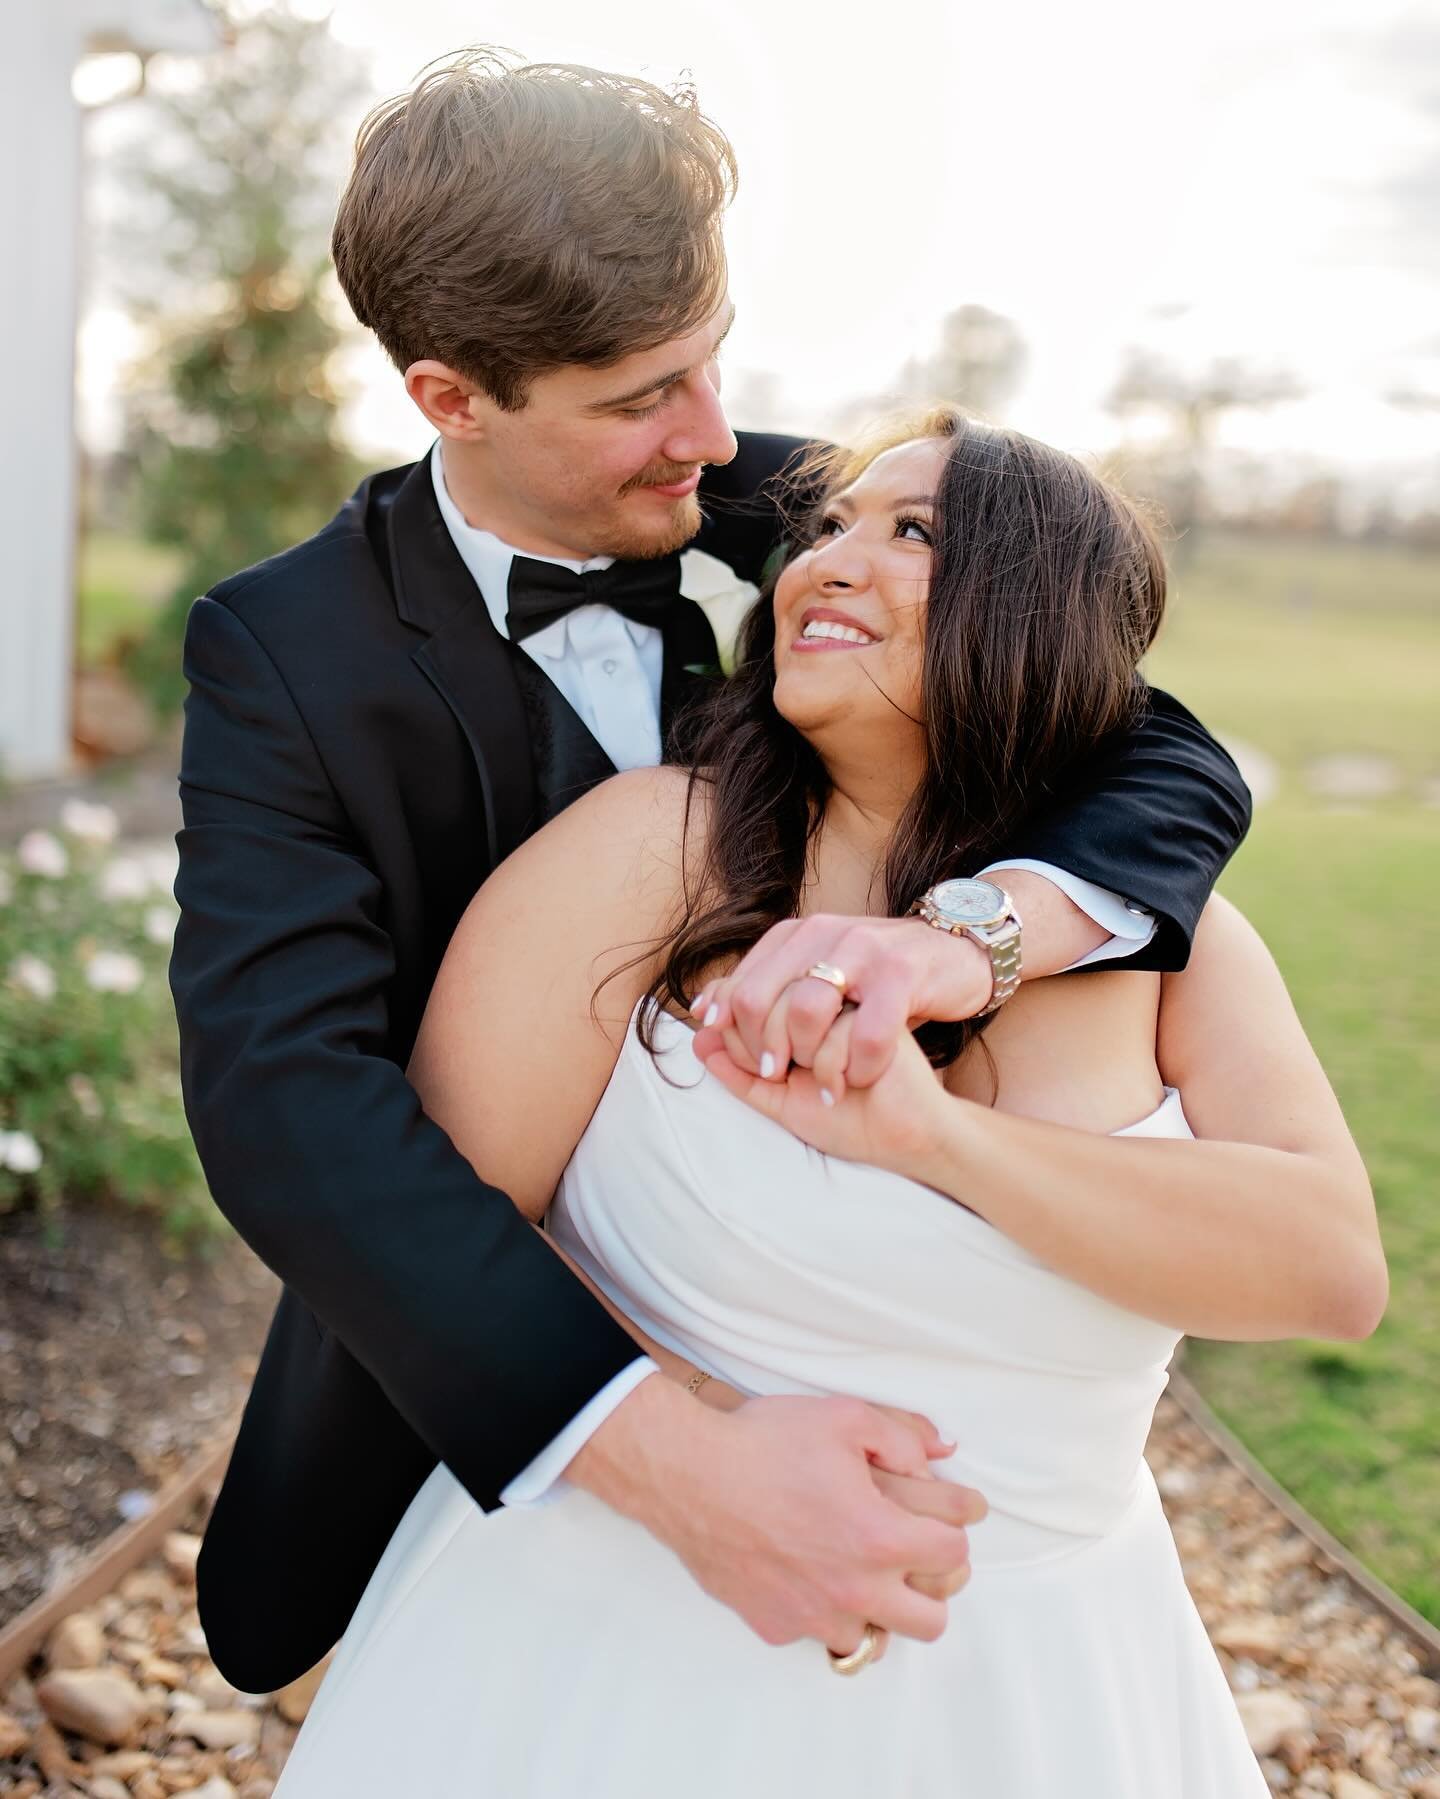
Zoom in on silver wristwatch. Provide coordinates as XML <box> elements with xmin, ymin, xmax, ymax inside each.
<box><xmin>910</xmin><ymin>878</ymin><xmax>1023</xmax><ymax>1017</ymax></box>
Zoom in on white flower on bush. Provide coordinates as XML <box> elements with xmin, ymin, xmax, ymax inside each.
<box><xmin>144</xmin><ymin>905</ymin><xmax>177</xmax><ymax>946</ymax></box>
<box><xmin>9</xmin><ymin>954</ymin><xmax>58</xmax><ymax>1001</ymax></box>
<box><xmin>18</xmin><ymin>830</ymin><xmax>68</xmax><ymax>878</ymax></box>
<box><xmin>141</xmin><ymin>845</ymin><xmax>180</xmax><ymax>896</ymax></box>
<box><xmin>99</xmin><ymin>857</ymin><xmax>150</xmax><ymax>903</ymax></box>
<box><xmin>67</xmin><ymin>1073</ymin><xmax>104</xmax><ymax>1121</ymax></box>
<box><xmin>0</xmin><ymin>1130</ymin><xmax>43</xmax><ymax>1174</ymax></box>
<box><xmin>84</xmin><ymin>949</ymin><xmax>145</xmax><ymax>994</ymax></box>
<box><xmin>60</xmin><ymin>799</ymin><xmax>120</xmax><ymax>845</ymax></box>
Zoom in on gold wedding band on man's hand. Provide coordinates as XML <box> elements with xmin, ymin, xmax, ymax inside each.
<box><xmin>826</xmin><ymin>1623</ymin><xmax>886</xmax><ymax>1676</ymax></box>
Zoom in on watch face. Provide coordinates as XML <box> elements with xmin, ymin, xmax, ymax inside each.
<box><xmin>928</xmin><ymin>878</ymin><xmax>1008</xmax><ymax>928</ymax></box>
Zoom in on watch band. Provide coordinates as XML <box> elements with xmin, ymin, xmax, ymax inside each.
<box><xmin>910</xmin><ymin>891</ymin><xmax>1024</xmax><ymax>1018</ymax></box>
<box><xmin>964</xmin><ymin>916</ymin><xmax>1023</xmax><ymax>1017</ymax></box>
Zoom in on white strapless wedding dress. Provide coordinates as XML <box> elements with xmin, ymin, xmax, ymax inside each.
<box><xmin>274</xmin><ymin>1002</ymin><xmax>1267</xmax><ymax>1797</ymax></box>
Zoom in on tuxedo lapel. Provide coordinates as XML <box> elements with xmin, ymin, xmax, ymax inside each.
<box><xmin>658</xmin><ymin>597</ymin><xmax>722</xmax><ymax>745</ymax></box>
<box><xmin>383</xmin><ymin>462</ymin><xmax>537</xmax><ymax>868</ymax></box>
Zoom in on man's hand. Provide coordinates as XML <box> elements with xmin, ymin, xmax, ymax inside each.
<box><xmin>690</xmin><ymin>914</ymin><xmax>991</xmax><ymax>1090</ymax></box>
<box><xmin>567</xmin><ymin>1373</ymin><xmax>987</xmax><ymax>1657</ymax></box>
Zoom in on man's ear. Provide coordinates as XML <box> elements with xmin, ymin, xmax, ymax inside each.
<box><xmin>404</xmin><ymin>360</ymin><xmax>491</xmax><ymax>441</ymax></box>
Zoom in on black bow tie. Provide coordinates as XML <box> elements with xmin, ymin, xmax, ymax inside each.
<box><xmin>505</xmin><ymin>552</ymin><xmax>685</xmax><ymax>644</ymax></box>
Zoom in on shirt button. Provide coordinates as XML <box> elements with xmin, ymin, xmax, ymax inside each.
<box><xmin>1125</xmin><ymin>900</ymin><xmax>1150</xmax><ymax>916</ymax></box>
<box><xmin>602</xmin><ymin>659</ymin><xmax>618</xmax><ymax>676</ymax></box>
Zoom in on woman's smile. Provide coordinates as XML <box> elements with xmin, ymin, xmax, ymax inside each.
<box><xmin>792</xmin><ymin>605</ymin><xmax>883</xmax><ymax>651</ymax></box>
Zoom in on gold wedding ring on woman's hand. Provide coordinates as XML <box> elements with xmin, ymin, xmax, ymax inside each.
<box><xmin>804</xmin><ymin>962</ymin><xmax>849</xmax><ymax>997</ymax></box>
<box><xmin>826</xmin><ymin>1623</ymin><xmax>886</xmax><ymax>1676</ymax></box>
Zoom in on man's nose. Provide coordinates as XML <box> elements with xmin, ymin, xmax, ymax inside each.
<box><xmin>664</xmin><ymin>375</ymin><xmax>737</xmax><ymax>469</ymax></box>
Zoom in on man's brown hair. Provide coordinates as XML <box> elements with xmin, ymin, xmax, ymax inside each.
<box><xmin>331</xmin><ymin>47</ymin><xmax>737</xmax><ymax>411</ymax></box>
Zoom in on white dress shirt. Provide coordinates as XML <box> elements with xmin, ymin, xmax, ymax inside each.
<box><xmin>431</xmin><ymin>442</ymin><xmax>664</xmax><ymax>772</ymax></box>
<box><xmin>429</xmin><ymin>440</ymin><xmax>1156</xmax><ymax>1507</ymax></box>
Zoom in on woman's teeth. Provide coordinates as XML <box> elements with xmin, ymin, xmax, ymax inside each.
<box><xmin>800</xmin><ymin>620</ymin><xmax>877</xmax><ymax>645</ymax></box>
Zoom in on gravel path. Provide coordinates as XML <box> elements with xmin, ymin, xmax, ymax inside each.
<box><xmin>3</xmin><ymin>1389</ymin><xmax>1437</xmax><ymax>1797</ymax></box>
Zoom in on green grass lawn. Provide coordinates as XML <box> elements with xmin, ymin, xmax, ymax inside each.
<box><xmin>77</xmin><ymin>532</ymin><xmax>182</xmax><ymax>666</ymax></box>
<box><xmin>1145</xmin><ymin>529</ymin><xmax>1440</xmax><ymax>1623</ymax></box>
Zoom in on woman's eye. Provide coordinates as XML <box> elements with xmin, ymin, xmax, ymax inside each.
<box><xmin>896</xmin><ymin>514</ymin><xmax>932</xmax><ymax>544</ymax></box>
<box><xmin>813</xmin><ymin>515</ymin><xmax>842</xmax><ymax>539</ymax></box>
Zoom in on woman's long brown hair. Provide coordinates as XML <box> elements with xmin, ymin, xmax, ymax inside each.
<box><xmin>641</xmin><ymin>406</ymin><xmax>1170</xmax><ymax>1069</ymax></box>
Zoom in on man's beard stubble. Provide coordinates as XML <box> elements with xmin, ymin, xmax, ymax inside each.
<box><xmin>593</xmin><ymin>483</ymin><xmax>704</xmax><ymax>563</ymax></box>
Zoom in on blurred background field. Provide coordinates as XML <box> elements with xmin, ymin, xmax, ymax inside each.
<box><xmin>1146</xmin><ymin>537</ymin><xmax>1440</xmax><ymax>1624</ymax></box>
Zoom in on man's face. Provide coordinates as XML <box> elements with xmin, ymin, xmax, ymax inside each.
<box><xmin>448</xmin><ymin>296</ymin><xmax>740</xmax><ymax>561</ymax></box>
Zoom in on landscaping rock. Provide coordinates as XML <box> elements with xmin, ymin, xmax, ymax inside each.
<box><xmin>163</xmin><ymin>1530</ymin><xmax>202</xmax><ymax>1583</ymax></box>
<box><xmin>34</xmin><ymin>1666</ymin><xmax>148</xmax><ymax>1746</ymax></box>
<box><xmin>170</xmin><ymin>1706</ymin><xmax>263</xmax><ymax>1750</ymax></box>
<box><xmin>1410</xmin><ymin>1705</ymin><xmax>1440</xmax><ymax>1749</ymax></box>
<box><xmin>1331</xmin><ymin>1773</ymin><xmax>1385</xmax><ymax>1799</ymax></box>
<box><xmin>45</xmin><ymin>1608</ymin><xmax>106</xmax><ymax>1670</ymax></box>
<box><xmin>1213</xmin><ymin>1613</ymin><xmax>1291</xmax><ymax>1662</ymax></box>
<box><xmin>88</xmin><ymin>1778</ymin><xmax>137</xmax><ymax>1799</ymax></box>
<box><xmin>1238</xmin><ymin>1689</ymin><xmax>1311</xmax><ymax>1755</ymax></box>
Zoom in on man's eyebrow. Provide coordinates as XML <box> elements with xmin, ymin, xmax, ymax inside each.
<box><xmin>585</xmin><ymin>304</ymin><xmax>738</xmax><ymax>414</ymax></box>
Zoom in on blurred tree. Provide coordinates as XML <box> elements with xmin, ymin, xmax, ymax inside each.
<box><xmin>831</xmin><ymin>303</ymin><xmax>1028</xmax><ymax>439</ymax></box>
<box><xmin>911</xmin><ymin>304</ymin><xmax>1028</xmax><ymax>419</ymax></box>
<box><xmin>1106</xmin><ymin>345</ymin><xmax>1301</xmax><ymax>559</ymax></box>
<box><xmin>122</xmin><ymin>5</ymin><xmax>367</xmax><ymax>711</ymax></box>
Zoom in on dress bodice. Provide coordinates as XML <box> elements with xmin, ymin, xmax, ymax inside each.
<box><xmin>551</xmin><ymin>1002</ymin><xmax>1193</xmax><ymax>1569</ymax></box>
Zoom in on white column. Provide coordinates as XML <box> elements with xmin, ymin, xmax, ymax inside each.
<box><xmin>0</xmin><ymin>10</ymin><xmax>84</xmax><ymax>781</ymax></box>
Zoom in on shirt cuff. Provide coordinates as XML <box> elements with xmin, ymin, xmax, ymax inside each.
<box><xmin>498</xmin><ymin>1355</ymin><xmax>661</xmax><ymax>1509</ymax></box>
<box><xmin>977</xmin><ymin>858</ymin><xmax>1157</xmax><ymax>972</ymax></box>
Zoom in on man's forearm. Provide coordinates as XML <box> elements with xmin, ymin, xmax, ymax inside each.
<box><xmin>984</xmin><ymin>867</ymin><xmax>1108</xmax><ymax>979</ymax></box>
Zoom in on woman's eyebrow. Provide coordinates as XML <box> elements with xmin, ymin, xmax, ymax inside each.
<box><xmin>829</xmin><ymin>491</ymin><xmax>937</xmax><ymax>511</ymax></box>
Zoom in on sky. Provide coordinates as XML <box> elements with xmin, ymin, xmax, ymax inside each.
<box><xmin>77</xmin><ymin>0</ymin><xmax>1440</xmax><ymax>492</ymax></box>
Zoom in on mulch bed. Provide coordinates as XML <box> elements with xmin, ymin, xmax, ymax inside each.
<box><xmin>0</xmin><ymin>1202</ymin><xmax>277</xmax><ymax>1635</ymax></box>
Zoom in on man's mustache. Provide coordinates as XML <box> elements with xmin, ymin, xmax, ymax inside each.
<box><xmin>619</xmin><ymin>461</ymin><xmax>701</xmax><ymax>496</ymax></box>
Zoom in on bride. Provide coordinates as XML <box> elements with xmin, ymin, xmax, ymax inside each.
<box><xmin>272</xmin><ymin>409</ymin><xmax>1385</xmax><ymax>1796</ymax></box>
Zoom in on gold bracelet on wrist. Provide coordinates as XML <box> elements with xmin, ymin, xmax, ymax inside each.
<box><xmin>683</xmin><ymin>1368</ymin><xmax>712</xmax><ymax>1398</ymax></box>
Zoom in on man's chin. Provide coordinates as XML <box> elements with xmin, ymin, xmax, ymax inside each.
<box><xmin>598</xmin><ymin>492</ymin><xmax>703</xmax><ymax>561</ymax></box>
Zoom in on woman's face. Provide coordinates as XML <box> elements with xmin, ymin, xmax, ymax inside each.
<box><xmin>771</xmin><ymin>435</ymin><xmax>946</xmax><ymax>761</ymax></box>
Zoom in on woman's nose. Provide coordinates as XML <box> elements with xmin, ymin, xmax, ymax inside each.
<box><xmin>808</xmin><ymin>536</ymin><xmax>868</xmax><ymax>593</ymax></box>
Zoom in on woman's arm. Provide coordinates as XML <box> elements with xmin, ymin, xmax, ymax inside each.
<box><xmin>405</xmin><ymin>764</ymin><xmax>740</xmax><ymax>1407</ymax></box>
<box><xmin>909</xmin><ymin>895</ymin><xmax>1386</xmax><ymax>1340</ymax></box>
<box><xmin>406</xmin><ymin>764</ymin><xmax>692</xmax><ymax>1218</ymax></box>
<box><xmin>699</xmin><ymin>895</ymin><xmax>1386</xmax><ymax>1343</ymax></box>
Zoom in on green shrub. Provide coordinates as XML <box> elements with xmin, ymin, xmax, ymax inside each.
<box><xmin>0</xmin><ymin>802</ymin><xmax>221</xmax><ymax>1251</ymax></box>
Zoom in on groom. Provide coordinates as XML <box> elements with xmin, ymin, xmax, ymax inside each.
<box><xmin>171</xmin><ymin>49</ymin><xmax>1252</xmax><ymax>1695</ymax></box>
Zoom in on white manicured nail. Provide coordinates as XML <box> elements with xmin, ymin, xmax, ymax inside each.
<box><xmin>820</xmin><ymin>1088</ymin><xmax>836</xmax><ymax>1108</ymax></box>
<box><xmin>704</xmin><ymin>1004</ymin><xmax>720</xmax><ymax>1028</ymax></box>
<box><xmin>689</xmin><ymin>995</ymin><xmax>705</xmax><ymax>1017</ymax></box>
<box><xmin>760</xmin><ymin>1052</ymin><xmax>776</xmax><ymax>1079</ymax></box>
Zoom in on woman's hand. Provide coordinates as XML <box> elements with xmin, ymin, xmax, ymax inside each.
<box><xmin>690</xmin><ymin>915</ymin><xmax>993</xmax><ymax>1088</ymax></box>
<box><xmin>695</xmin><ymin>1005</ymin><xmax>953</xmax><ymax>1178</ymax></box>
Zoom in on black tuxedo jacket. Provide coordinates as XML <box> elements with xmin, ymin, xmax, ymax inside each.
<box><xmin>171</xmin><ymin>432</ymin><xmax>1251</xmax><ymax>1695</ymax></box>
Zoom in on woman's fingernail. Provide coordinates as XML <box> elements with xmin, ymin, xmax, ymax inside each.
<box><xmin>704</xmin><ymin>1004</ymin><xmax>720</xmax><ymax>1028</ymax></box>
<box><xmin>689</xmin><ymin>994</ymin><xmax>706</xmax><ymax>1017</ymax></box>
<box><xmin>820</xmin><ymin>1088</ymin><xmax>835</xmax><ymax>1107</ymax></box>
<box><xmin>760</xmin><ymin>1052</ymin><xmax>776</xmax><ymax>1079</ymax></box>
